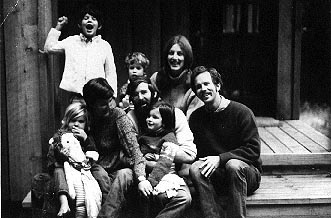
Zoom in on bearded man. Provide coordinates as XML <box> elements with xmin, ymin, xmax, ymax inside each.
<box><xmin>126</xmin><ymin>76</ymin><xmax>196</xmax><ymax>218</ymax></box>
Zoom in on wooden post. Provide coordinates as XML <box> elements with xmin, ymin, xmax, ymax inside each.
<box><xmin>38</xmin><ymin>0</ymin><xmax>56</xmax><ymax>171</ymax></box>
<box><xmin>277</xmin><ymin>0</ymin><xmax>294</xmax><ymax>120</ymax></box>
<box><xmin>330</xmin><ymin>1</ymin><xmax>331</xmax><ymax>107</ymax></box>
<box><xmin>1</xmin><ymin>0</ymin><xmax>10</xmax><ymax>201</ymax></box>
<box><xmin>3</xmin><ymin>0</ymin><xmax>42</xmax><ymax>200</ymax></box>
<box><xmin>292</xmin><ymin>0</ymin><xmax>303</xmax><ymax>119</ymax></box>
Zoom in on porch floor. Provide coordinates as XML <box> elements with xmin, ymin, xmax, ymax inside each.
<box><xmin>257</xmin><ymin>117</ymin><xmax>331</xmax><ymax>166</ymax></box>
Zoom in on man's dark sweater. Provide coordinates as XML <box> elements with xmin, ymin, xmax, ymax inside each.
<box><xmin>189</xmin><ymin>101</ymin><xmax>262</xmax><ymax>172</ymax></box>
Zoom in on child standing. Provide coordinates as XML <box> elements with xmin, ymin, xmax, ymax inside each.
<box><xmin>47</xmin><ymin>102</ymin><xmax>102</xmax><ymax>218</ymax></box>
<box><xmin>118</xmin><ymin>52</ymin><xmax>150</xmax><ymax>112</ymax></box>
<box><xmin>44</xmin><ymin>4</ymin><xmax>117</xmax><ymax>101</ymax></box>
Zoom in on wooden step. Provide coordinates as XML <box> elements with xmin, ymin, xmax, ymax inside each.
<box><xmin>247</xmin><ymin>174</ymin><xmax>331</xmax><ymax>218</ymax></box>
<box><xmin>184</xmin><ymin>173</ymin><xmax>331</xmax><ymax>218</ymax></box>
<box><xmin>247</xmin><ymin>174</ymin><xmax>331</xmax><ymax>205</ymax></box>
<box><xmin>258</xmin><ymin>119</ymin><xmax>331</xmax><ymax>166</ymax></box>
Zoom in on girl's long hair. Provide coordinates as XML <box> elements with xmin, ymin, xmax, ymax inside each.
<box><xmin>150</xmin><ymin>101</ymin><xmax>175</xmax><ymax>132</ymax></box>
<box><xmin>61</xmin><ymin>102</ymin><xmax>89</xmax><ymax>131</ymax></box>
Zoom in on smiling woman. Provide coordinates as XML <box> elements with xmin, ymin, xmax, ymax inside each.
<box><xmin>151</xmin><ymin>35</ymin><xmax>203</xmax><ymax>119</ymax></box>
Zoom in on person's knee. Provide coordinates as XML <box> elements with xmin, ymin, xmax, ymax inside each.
<box><xmin>91</xmin><ymin>165</ymin><xmax>109</xmax><ymax>180</ymax></box>
<box><xmin>189</xmin><ymin>161</ymin><xmax>202</xmax><ymax>180</ymax></box>
<box><xmin>225</xmin><ymin>159</ymin><xmax>246</xmax><ymax>179</ymax></box>
<box><xmin>157</xmin><ymin>187</ymin><xmax>192</xmax><ymax>207</ymax></box>
<box><xmin>115</xmin><ymin>168</ymin><xmax>133</xmax><ymax>183</ymax></box>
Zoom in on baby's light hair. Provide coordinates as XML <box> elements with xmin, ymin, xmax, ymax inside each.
<box><xmin>125</xmin><ymin>52</ymin><xmax>150</xmax><ymax>70</ymax></box>
<box><xmin>61</xmin><ymin>102</ymin><xmax>89</xmax><ymax>131</ymax></box>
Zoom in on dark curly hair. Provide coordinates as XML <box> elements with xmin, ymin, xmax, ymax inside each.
<box><xmin>78</xmin><ymin>4</ymin><xmax>104</xmax><ymax>27</ymax></box>
<box><xmin>126</xmin><ymin>76</ymin><xmax>158</xmax><ymax>103</ymax></box>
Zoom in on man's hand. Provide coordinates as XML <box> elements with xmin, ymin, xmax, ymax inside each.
<box><xmin>138</xmin><ymin>179</ymin><xmax>153</xmax><ymax>197</ymax></box>
<box><xmin>72</xmin><ymin>126</ymin><xmax>87</xmax><ymax>142</ymax></box>
<box><xmin>55</xmin><ymin>16</ymin><xmax>68</xmax><ymax>31</ymax></box>
<box><xmin>199</xmin><ymin>156</ymin><xmax>220</xmax><ymax>178</ymax></box>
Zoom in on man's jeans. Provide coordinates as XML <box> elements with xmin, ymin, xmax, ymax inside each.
<box><xmin>141</xmin><ymin>184</ymin><xmax>192</xmax><ymax>218</ymax></box>
<box><xmin>189</xmin><ymin>159</ymin><xmax>261</xmax><ymax>218</ymax></box>
<box><xmin>95</xmin><ymin>168</ymin><xmax>134</xmax><ymax>218</ymax></box>
<box><xmin>90</xmin><ymin>164</ymin><xmax>112</xmax><ymax>204</ymax></box>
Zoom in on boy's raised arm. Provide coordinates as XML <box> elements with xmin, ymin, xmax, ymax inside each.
<box><xmin>44</xmin><ymin>16</ymin><xmax>68</xmax><ymax>54</ymax></box>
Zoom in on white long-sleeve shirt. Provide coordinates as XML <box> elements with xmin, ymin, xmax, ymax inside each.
<box><xmin>44</xmin><ymin>28</ymin><xmax>117</xmax><ymax>96</ymax></box>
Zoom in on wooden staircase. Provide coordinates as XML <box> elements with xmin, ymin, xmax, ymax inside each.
<box><xmin>185</xmin><ymin>118</ymin><xmax>331</xmax><ymax>218</ymax></box>
<box><xmin>246</xmin><ymin>118</ymin><xmax>331</xmax><ymax>218</ymax></box>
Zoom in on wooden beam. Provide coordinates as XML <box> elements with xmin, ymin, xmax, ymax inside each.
<box><xmin>330</xmin><ymin>1</ymin><xmax>331</xmax><ymax>107</ymax></box>
<box><xmin>248</xmin><ymin>174</ymin><xmax>331</xmax><ymax>205</ymax></box>
<box><xmin>0</xmin><ymin>0</ymin><xmax>10</xmax><ymax>201</ymax></box>
<box><xmin>277</xmin><ymin>0</ymin><xmax>293</xmax><ymax>120</ymax></box>
<box><xmin>261</xmin><ymin>153</ymin><xmax>331</xmax><ymax>166</ymax></box>
<box><xmin>292</xmin><ymin>0</ymin><xmax>303</xmax><ymax>119</ymax></box>
<box><xmin>248</xmin><ymin>204</ymin><xmax>331</xmax><ymax>218</ymax></box>
<box><xmin>38</xmin><ymin>0</ymin><xmax>56</xmax><ymax>171</ymax></box>
<box><xmin>4</xmin><ymin>0</ymin><xmax>42</xmax><ymax>200</ymax></box>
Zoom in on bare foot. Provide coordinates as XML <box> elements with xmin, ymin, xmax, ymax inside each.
<box><xmin>57</xmin><ymin>203</ymin><xmax>70</xmax><ymax>217</ymax></box>
<box><xmin>58</xmin><ymin>194</ymin><xmax>70</xmax><ymax>217</ymax></box>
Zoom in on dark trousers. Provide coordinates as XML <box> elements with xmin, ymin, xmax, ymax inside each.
<box><xmin>189</xmin><ymin>159</ymin><xmax>261</xmax><ymax>218</ymax></box>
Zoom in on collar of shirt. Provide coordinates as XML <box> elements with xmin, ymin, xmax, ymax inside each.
<box><xmin>205</xmin><ymin>95</ymin><xmax>230</xmax><ymax>113</ymax></box>
<box><xmin>79</xmin><ymin>33</ymin><xmax>101</xmax><ymax>43</ymax></box>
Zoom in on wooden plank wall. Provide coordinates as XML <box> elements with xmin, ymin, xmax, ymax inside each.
<box><xmin>3</xmin><ymin>0</ymin><xmax>43</xmax><ymax>201</ymax></box>
<box><xmin>37</xmin><ymin>0</ymin><xmax>57</xmax><ymax>172</ymax></box>
<box><xmin>1</xmin><ymin>0</ymin><xmax>10</xmax><ymax>201</ymax></box>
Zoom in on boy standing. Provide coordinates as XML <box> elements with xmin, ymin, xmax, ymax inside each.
<box><xmin>44</xmin><ymin>4</ymin><xmax>117</xmax><ymax>100</ymax></box>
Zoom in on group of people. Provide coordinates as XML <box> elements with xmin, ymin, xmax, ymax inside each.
<box><xmin>44</xmin><ymin>4</ymin><xmax>262</xmax><ymax>218</ymax></box>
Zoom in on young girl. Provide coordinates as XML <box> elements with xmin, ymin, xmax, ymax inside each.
<box><xmin>138</xmin><ymin>101</ymin><xmax>186</xmax><ymax>196</ymax></box>
<box><xmin>47</xmin><ymin>102</ymin><xmax>102</xmax><ymax>218</ymax></box>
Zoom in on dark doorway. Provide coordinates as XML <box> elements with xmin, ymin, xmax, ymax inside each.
<box><xmin>301</xmin><ymin>0</ymin><xmax>331</xmax><ymax>106</ymax></box>
<box><xmin>190</xmin><ymin>0</ymin><xmax>279</xmax><ymax>116</ymax></box>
